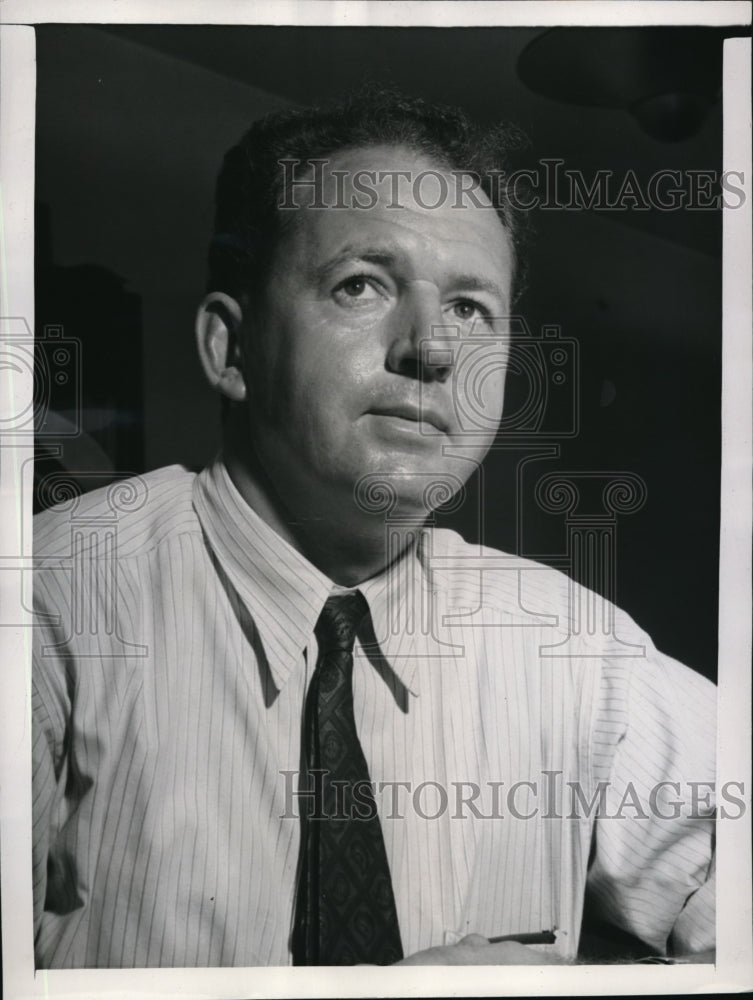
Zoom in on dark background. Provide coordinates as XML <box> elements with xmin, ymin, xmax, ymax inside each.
<box><xmin>34</xmin><ymin>23</ymin><xmax>736</xmax><ymax>682</ymax></box>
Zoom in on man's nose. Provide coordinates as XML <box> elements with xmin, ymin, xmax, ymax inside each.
<box><xmin>385</xmin><ymin>285</ymin><xmax>455</xmax><ymax>383</ymax></box>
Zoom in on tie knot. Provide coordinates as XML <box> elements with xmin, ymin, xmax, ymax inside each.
<box><xmin>315</xmin><ymin>591</ymin><xmax>368</xmax><ymax>653</ymax></box>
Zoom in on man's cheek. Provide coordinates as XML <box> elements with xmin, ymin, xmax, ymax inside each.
<box><xmin>450</xmin><ymin>364</ymin><xmax>506</xmax><ymax>438</ymax></box>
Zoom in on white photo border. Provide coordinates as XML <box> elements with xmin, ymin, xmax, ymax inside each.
<box><xmin>1</xmin><ymin>4</ymin><xmax>750</xmax><ymax>998</ymax></box>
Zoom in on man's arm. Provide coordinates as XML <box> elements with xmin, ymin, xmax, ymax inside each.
<box><xmin>668</xmin><ymin>856</ymin><xmax>716</xmax><ymax>960</ymax></box>
<box><xmin>584</xmin><ymin>641</ymin><xmax>716</xmax><ymax>960</ymax></box>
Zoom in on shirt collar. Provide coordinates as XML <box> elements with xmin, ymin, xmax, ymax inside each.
<box><xmin>193</xmin><ymin>457</ymin><xmax>334</xmax><ymax>691</ymax></box>
<box><xmin>193</xmin><ymin>457</ymin><xmax>442</xmax><ymax>696</ymax></box>
<box><xmin>357</xmin><ymin>529</ymin><xmax>447</xmax><ymax>696</ymax></box>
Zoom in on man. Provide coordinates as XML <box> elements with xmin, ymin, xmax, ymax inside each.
<box><xmin>32</xmin><ymin>89</ymin><xmax>715</xmax><ymax>967</ymax></box>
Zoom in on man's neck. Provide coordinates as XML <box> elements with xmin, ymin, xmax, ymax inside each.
<box><xmin>222</xmin><ymin>440</ymin><xmax>419</xmax><ymax>587</ymax></box>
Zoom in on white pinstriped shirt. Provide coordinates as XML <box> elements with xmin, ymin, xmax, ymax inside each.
<box><xmin>32</xmin><ymin>458</ymin><xmax>716</xmax><ymax>968</ymax></box>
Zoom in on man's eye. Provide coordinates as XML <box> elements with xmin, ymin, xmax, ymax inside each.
<box><xmin>452</xmin><ymin>300</ymin><xmax>483</xmax><ymax>321</ymax></box>
<box><xmin>333</xmin><ymin>275</ymin><xmax>381</xmax><ymax>303</ymax></box>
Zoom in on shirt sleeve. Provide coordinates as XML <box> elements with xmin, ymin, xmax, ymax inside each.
<box><xmin>584</xmin><ymin>628</ymin><xmax>716</xmax><ymax>956</ymax></box>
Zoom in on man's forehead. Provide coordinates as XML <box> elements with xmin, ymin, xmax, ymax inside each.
<box><xmin>309</xmin><ymin>221</ymin><xmax>509</xmax><ymax>282</ymax></box>
<box><xmin>299</xmin><ymin>142</ymin><xmax>498</xmax><ymax>211</ymax></box>
<box><xmin>284</xmin><ymin>211</ymin><xmax>513</xmax><ymax>302</ymax></box>
<box><xmin>279</xmin><ymin>144</ymin><xmax>513</xmax><ymax>274</ymax></box>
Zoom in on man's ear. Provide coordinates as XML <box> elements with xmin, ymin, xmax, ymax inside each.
<box><xmin>195</xmin><ymin>292</ymin><xmax>247</xmax><ymax>402</ymax></box>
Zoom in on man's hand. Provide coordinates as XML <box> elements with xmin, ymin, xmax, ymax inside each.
<box><xmin>396</xmin><ymin>933</ymin><xmax>561</xmax><ymax>965</ymax></box>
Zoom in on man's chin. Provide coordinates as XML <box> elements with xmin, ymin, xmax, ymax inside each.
<box><xmin>350</xmin><ymin>466</ymin><xmax>468</xmax><ymax>522</ymax></box>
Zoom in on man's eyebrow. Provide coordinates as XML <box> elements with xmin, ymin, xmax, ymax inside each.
<box><xmin>314</xmin><ymin>245</ymin><xmax>404</xmax><ymax>278</ymax></box>
<box><xmin>448</xmin><ymin>273</ymin><xmax>507</xmax><ymax>303</ymax></box>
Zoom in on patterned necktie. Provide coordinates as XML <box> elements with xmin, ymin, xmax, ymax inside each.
<box><xmin>292</xmin><ymin>590</ymin><xmax>404</xmax><ymax>965</ymax></box>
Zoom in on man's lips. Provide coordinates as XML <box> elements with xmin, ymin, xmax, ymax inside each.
<box><xmin>367</xmin><ymin>403</ymin><xmax>448</xmax><ymax>433</ymax></box>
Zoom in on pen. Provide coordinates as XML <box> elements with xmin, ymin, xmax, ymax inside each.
<box><xmin>487</xmin><ymin>930</ymin><xmax>557</xmax><ymax>945</ymax></box>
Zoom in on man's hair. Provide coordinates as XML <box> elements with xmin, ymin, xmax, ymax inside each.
<box><xmin>208</xmin><ymin>86</ymin><xmax>531</xmax><ymax>305</ymax></box>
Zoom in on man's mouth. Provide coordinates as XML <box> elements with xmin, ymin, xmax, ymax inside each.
<box><xmin>367</xmin><ymin>403</ymin><xmax>448</xmax><ymax>433</ymax></box>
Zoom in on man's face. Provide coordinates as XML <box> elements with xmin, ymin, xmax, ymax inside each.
<box><xmin>238</xmin><ymin>145</ymin><xmax>514</xmax><ymax>519</ymax></box>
